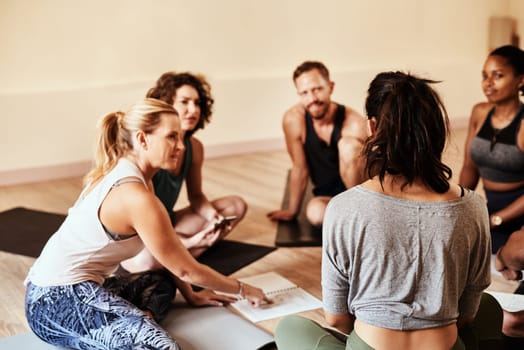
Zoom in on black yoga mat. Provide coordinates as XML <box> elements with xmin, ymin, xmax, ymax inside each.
<box><xmin>0</xmin><ymin>207</ymin><xmax>66</xmax><ymax>258</ymax></box>
<box><xmin>0</xmin><ymin>207</ymin><xmax>276</xmax><ymax>275</ymax></box>
<box><xmin>274</xmin><ymin>173</ymin><xmax>323</xmax><ymax>247</ymax></box>
<box><xmin>197</xmin><ymin>239</ymin><xmax>275</xmax><ymax>276</ymax></box>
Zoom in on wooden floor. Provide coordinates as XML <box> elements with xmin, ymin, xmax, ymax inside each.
<box><xmin>0</xmin><ymin>127</ymin><xmax>519</xmax><ymax>339</ymax></box>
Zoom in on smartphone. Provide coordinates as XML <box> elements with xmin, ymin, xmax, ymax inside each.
<box><xmin>222</xmin><ymin>215</ymin><xmax>237</xmax><ymax>223</ymax></box>
<box><xmin>214</xmin><ymin>215</ymin><xmax>237</xmax><ymax>229</ymax></box>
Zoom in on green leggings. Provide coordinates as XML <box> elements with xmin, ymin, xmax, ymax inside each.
<box><xmin>274</xmin><ymin>293</ymin><xmax>503</xmax><ymax>350</ymax></box>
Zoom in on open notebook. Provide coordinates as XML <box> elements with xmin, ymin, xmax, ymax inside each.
<box><xmin>486</xmin><ymin>291</ymin><xmax>524</xmax><ymax>312</ymax></box>
<box><xmin>230</xmin><ymin>271</ymin><xmax>322</xmax><ymax>323</ymax></box>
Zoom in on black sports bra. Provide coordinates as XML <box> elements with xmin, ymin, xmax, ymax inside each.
<box><xmin>469</xmin><ymin>105</ymin><xmax>524</xmax><ymax>183</ymax></box>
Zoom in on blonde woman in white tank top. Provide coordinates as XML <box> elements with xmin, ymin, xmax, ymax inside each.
<box><xmin>25</xmin><ymin>98</ymin><xmax>270</xmax><ymax>350</ymax></box>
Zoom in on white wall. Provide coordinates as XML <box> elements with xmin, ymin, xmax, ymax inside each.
<box><xmin>0</xmin><ymin>0</ymin><xmax>514</xmax><ymax>184</ymax></box>
<box><xmin>510</xmin><ymin>0</ymin><xmax>524</xmax><ymax>44</ymax></box>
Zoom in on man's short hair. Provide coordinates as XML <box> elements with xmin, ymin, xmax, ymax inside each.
<box><xmin>293</xmin><ymin>61</ymin><xmax>330</xmax><ymax>82</ymax></box>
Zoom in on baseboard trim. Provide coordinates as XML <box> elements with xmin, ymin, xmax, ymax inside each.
<box><xmin>0</xmin><ymin>137</ymin><xmax>286</xmax><ymax>186</ymax></box>
<box><xmin>0</xmin><ymin>117</ymin><xmax>469</xmax><ymax>187</ymax></box>
<box><xmin>0</xmin><ymin>160</ymin><xmax>93</xmax><ymax>186</ymax></box>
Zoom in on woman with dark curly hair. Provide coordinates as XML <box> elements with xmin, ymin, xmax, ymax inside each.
<box><xmin>123</xmin><ymin>72</ymin><xmax>247</xmax><ymax>272</ymax></box>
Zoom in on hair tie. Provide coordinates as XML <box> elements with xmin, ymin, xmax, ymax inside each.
<box><xmin>114</xmin><ymin>111</ymin><xmax>125</xmax><ymax>126</ymax></box>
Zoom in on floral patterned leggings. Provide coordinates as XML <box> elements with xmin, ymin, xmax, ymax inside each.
<box><xmin>25</xmin><ymin>269</ymin><xmax>180</xmax><ymax>350</ymax></box>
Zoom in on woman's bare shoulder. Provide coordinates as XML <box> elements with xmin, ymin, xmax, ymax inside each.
<box><xmin>470</xmin><ymin>102</ymin><xmax>492</xmax><ymax>121</ymax></box>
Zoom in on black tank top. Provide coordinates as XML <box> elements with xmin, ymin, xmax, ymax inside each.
<box><xmin>304</xmin><ymin>104</ymin><xmax>346</xmax><ymax>196</ymax></box>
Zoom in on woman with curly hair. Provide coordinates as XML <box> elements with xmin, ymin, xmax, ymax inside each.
<box><xmin>123</xmin><ymin>72</ymin><xmax>247</xmax><ymax>273</ymax></box>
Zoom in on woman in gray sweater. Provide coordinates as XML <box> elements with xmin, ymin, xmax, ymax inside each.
<box><xmin>275</xmin><ymin>72</ymin><xmax>502</xmax><ymax>350</ymax></box>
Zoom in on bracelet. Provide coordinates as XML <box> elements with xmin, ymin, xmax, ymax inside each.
<box><xmin>237</xmin><ymin>280</ymin><xmax>244</xmax><ymax>298</ymax></box>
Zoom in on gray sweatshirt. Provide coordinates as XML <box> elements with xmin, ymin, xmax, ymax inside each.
<box><xmin>322</xmin><ymin>185</ymin><xmax>491</xmax><ymax>330</ymax></box>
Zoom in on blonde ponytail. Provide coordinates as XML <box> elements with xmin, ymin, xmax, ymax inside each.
<box><xmin>84</xmin><ymin>98</ymin><xmax>177</xmax><ymax>185</ymax></box>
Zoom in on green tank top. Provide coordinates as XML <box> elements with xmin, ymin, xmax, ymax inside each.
<box><xmin>152</xmin><ymin>135</ymin><xmax>192</xmax><ymax>224</ymax></box>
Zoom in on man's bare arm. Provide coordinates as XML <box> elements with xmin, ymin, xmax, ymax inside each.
<box><xmin>268</xmin><ymin>105</ymin><xmax>308</xmax><ymax>221</ymax></box>
<box><xmin>338</xmin><ymin>108</ymin><xmax>369</xmax><ymax>189</ymax></box>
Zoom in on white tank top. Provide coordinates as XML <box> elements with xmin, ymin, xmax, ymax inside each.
<box><xmin>25</xmin><ymin>158</ymin><xmax>146</xmax><ymax>286</ymax></box>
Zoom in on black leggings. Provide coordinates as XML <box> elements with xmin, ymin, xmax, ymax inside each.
<box><xmin>485</xmin><ymin>185</ymin><xmax>524</xmax><ymax>253</ymax></box>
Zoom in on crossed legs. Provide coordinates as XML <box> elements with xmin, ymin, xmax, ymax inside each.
<box><xmin>122</xmin><ymin>195</ymin><xmax>247</xmax><ymax>272</ymax></box>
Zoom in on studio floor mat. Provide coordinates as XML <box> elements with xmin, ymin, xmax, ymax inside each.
<box><xmin>163</xmin><ymin>303</ymin><xmax>275</xmax><ymax>350</ymax></box>
<box><xmin>275</xmin><ymin>173</ymin><xmax>322</xmax><ymax>247</ymax></box>
<box><xmin>0</xmin><ymin>207</ymin><xmax>276</xmax><ymax>274</ymax></box>
<box><xmin>0</xmin><ymin>207</ymin><xmax>65</xmax><ymax>258</ymax></box>
<box><xmin>0</xmin><ymin>333</ymin><xmax>64</xmax><ymax>349</ymax></box>
<box><xmin>198</xmin><ymin>239</ymin><xmax>276</xmax><ymax>276</ymax></box>
<box><xmin>0</xmin><ymin>305</ymin><xmax>275</xmax><ymax>350</ymax></box>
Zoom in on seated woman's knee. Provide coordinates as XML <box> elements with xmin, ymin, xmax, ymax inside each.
<box><xmin>130</xmin><ymin>250</ymin><xmax>162</xmax><ymax>271</ymax></box>
<box><xmin>503</xmin><ymin>310</ymin><xmax>524</xmax><ymax>337</ymax></box>
<box><xmin>231</xmin><ymin>195</ymin><xmax>248</xmax><ymax>218</ymax></box>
